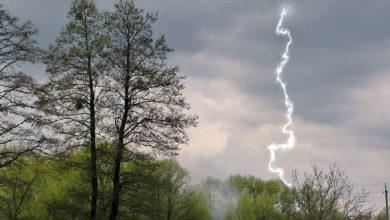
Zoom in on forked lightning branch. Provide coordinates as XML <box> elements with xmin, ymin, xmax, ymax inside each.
<box><xmin>267</xmin><ymin>8</ymin><xmax>296</xmax><ymax>187</ymax></box>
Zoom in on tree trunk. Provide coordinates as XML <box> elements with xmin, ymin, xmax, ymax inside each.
<box><xmin>109</xmin><ymin>93</ymin><xmax>130</xmax><ymax>220</ymax></box>
<box><xmin>156</xmin><ymin>185</ymin><xmax>161</xmax><ymax>220</ymax></box>
<box><xmin>89</xmin><ymin>63</ymin><xmax>98</xmax><ymax>220</ymax></box>
<box><xmin>109</xmin><ymin>38</ymin><xmax>131</xmax><ymax>220</ymax></box>
<box><xmin>109</xmin><ymin>137</ymin><xmax>124</xmax><ymax>220</ymax></box>
<box><xmin>82</xmin><ymin>11</ymin><xmax>98</xmax><ymax>219</ymax></box>
<box><xmin>167</xmin><ymin>166</ymin><xmax>173</xmax><ymax>220</ymax></box>
<box><xmin>89</xmin><ymin>104</ymin><xmax>97</xmax><ymax>220</ymax></box>
<box><xmin>167</xmin><ymin>194</ymin><xmax>172</xmax><ymax>220</ymax></box>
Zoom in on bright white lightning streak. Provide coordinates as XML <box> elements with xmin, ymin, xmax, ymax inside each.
<box><xmin>267</xmin><ymin>8</ymin><xmax>295</xmax><ymax>187</ymax></box>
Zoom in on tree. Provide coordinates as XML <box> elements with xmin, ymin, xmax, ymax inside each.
<box><xmin>291</xmin><ymin>164</ymin><xmax>371</xmax><ymax>220</ymax></box>
<box><xmin>0</xmin><ymin>4</ymin><xmax>43</xmax><ymax>168</ymax></box>
<box><xmin>160</xmin><ymin>159</ymin><xmax>190</xmax><ymax>220</ymax></box>
<box><xmin>102</xmin><ymin>1</ymin><xmax>197</xmax><ymax>219</ymax></box>
<box><xmin>0</xmin><ymin>4</ymin><xmax>39</xmax><ymax>73</ymax></box>
<box><xmin>177</xmin><ymin>190</ymin><xmax>210</xmax><ymax>220</ymax></box>
<box><xmin>40</xmin><ymin>150</ymin><xmax>92</xmax><ymax>220</ymax></box>
<box><xmin>201</xmin><ymin>177</ymin><xmax>222</xmax><ymax>210</ymax></box>
<box><xmin>200</xmin><ymin>177</ymin><xmax>238</xmax><ymax>219</ymax></box>
<box><xmin>225</xmin><ymin>175</ymin><xmax>292</xmax><ymax>220</ymax></box>
<box><xmin>37</xmin><ymin>0</ymin><xmax>106</xmax><ymax>219</ymax></box>
<box><xmin>109</xmin><ymin>148</ymin><xmax>160</xmax><ymax>219</ymax></box>
<box><xmin>234</xmin><ymin>195</ymin><xmax>257</xmax><ymax>220</ymax></box>
<box><xmin>144</xmin><ymin>159</ymin><xmax>210</xmax><ymax>220</ymax></box>
<box><xmin>0</xmin><ymin>157</ymin><xmax>39</xmax><ymax>220</ymax></box>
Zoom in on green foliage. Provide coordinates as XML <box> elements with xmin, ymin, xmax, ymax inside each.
<box><xmin>154</xmin><ymin>159</ymin><xmax>210</xmax><ymax>220</ymax></box>
<box><xmin>0</xmin><ymin>157</ymin><xmax>38</xmax><ymax>220</ymax></box>
<box><xmin>0</xmin><ymin>148</ymin><xmax>210</xmax><ymax>220</ymax></box>
<box><xmin>235</xmin><ymin>195</ymin><xmax>256</xmax><ymax>220</ymax></box>
<box><xmin>0</xmin><ymin>150</ymin><xmax>383</xmax><ymax>220</ymax></box>
<box><xmin>203</xmin><ymin>175</ymin><xmax>294</xmax><ymax>220</ymax></box>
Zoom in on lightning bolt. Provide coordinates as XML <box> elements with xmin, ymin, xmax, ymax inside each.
<box><xmin>267</xmin><ymin>8</ymin><xmax>295</xmax><ymax>187</ymax></box>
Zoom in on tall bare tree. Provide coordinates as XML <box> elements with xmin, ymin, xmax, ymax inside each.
<box><xmin>291</xmin><ymin>164</ymin><xmax>371</xmax><ymax>220</ymax></box>
<box><xmin>0</xmin><ymin>4</ymin><xmax>43</xmax><ymax>168</ymax></box>
<box><xmin>37</xmin><ymin>0</ymin><xmax>106</xmax><ymax>219</ymax></box>
<box><xmin>102</xmin><ymin>1</ymin><xmax>197</xmax><ymax>219</ymax></box>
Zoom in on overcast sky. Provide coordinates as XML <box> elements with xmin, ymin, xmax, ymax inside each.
<box><xmin>3</xmin><ymin>0</ymin><xmax>390</xmax><ymax>210</ymax></box>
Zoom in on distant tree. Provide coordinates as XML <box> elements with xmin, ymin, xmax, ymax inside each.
<box><xmin>0</xmin><ymin>4</ymin><xmax>43</xmax><ymax>168</ymax></box>
<box><xmin>0</xmin><ymin>157</ymin><xmax>38</xmax><ymax>220</ymax></box>
<box><xmin>200</xmin><ymin>177</ymin><xmax>238</xmax><ymax>219</ymax></box>
<box><xmin>291</xmin><ymin>164</ymin><xmax>371</xmax><ymax>220</ymax></box>
<box><xmin>234</xmin><ymin>194</ymin><xmax>257</xmax><ymax>220</ymax></box>
<box><xmin>37</xmin><ymin>0</ymin><xmax>107</xmax><ymax>219</ymax></box>
<box><xmin>160</xmin><ymin>159</ymin><xmax>190</xmax><ymax>220</ymax></box>
<box><xmin>201</xmin><ymin>177</ymin><xmax>223</xmax><ymax>210</ymax></box>
<box><xmin>147</xmin><ymin>159</ymin><xmax>209</xmax><ymax>220</ymax></box>
<box><xmin>225</xmin><ymin>175</ymin><xmax>292</xmax><ymax>220</ymax></box>
<box><xmin>178</xmin><ymin>190</ymin><xmax>210</xmax><ymax>220</ymax></box>
<box><xmin>102</xmin><ymin>1</ymin><xmax>197</xmax><ymax>219</ymax></box>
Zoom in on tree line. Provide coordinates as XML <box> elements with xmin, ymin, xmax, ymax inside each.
<box><xmin>0</xmin><ymin>0</ymin><xmax>387</xmax><ymax>219</ymax></box>
<box><xmin>0</xmin><ymin>150</ymin><xmax>387</xmax><ymax>220</ymax></box>
<box><xmin>0</xmin><ymin>144</ymin><xmax>210</xmax><ymax>219</ymax></box>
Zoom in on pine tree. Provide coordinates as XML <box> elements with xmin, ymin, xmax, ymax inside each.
<box><xmin>37</xmin><ymin>1</ymin><xmax>107</xmax><ymax>219</ymax></box>
<box><xmin>102</xmin><ymin>1</ymin><xmax>197</xmax><ymax>219</ymax></box>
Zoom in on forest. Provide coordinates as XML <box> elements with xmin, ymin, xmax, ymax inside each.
<box><xmin>0</xmin><ymin>0</ymin><xmax>388</xmax><ymax>219</ymax></box>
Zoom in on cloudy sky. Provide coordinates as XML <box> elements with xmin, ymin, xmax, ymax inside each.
<box><xmin>3</xmin><ymin>0</ymin><xmax>390</xmax><ymax>210</ymax></box>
